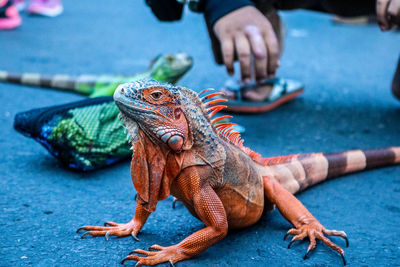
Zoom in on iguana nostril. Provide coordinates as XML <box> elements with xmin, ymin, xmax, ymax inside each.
<box><xmin>174</xmin><ymin>109</ymin><xmax>181</xmax><ymax>120</ymax></box>
<box><xmin>120</xmin><ymin>88</ymin><xmax>125</xmax><ymax>94</ymax></box>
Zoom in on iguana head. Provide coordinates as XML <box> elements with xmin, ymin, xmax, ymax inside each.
<box><xmin>114</xmin><ymin>79</ymin><xmax>241</xmax><ymax>153</ymax></box>
<box><xmin>114</xmin><ymin>79</ymin><xmax>203</xmax><ymax>152</ymax></box>
<box><xmin>149</xmin><ymin>53</ymin><xmax>193</xmax><ymax>84</ymax></box>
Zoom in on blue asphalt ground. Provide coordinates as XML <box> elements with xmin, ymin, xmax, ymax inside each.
<box><xmin>1</xmin><ymin>1</ymin><xmax>400</xmax><ymax>266</ymax></box>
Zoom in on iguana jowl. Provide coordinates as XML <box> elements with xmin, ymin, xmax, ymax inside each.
<box><xmin>77</xmin><ymin>79</ymin><xmax>400</xmax><ymax>265</ymax></box>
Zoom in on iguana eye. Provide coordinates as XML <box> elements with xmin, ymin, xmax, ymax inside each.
<box><xmin>150</xmin><ymin>91</ymin><xmax>162</xmax><ymax>100</ymax></box>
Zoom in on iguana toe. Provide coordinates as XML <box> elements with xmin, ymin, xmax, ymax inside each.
<box><xmin>122</xmin><ymin>244</ymin><xmax>186</xmax><ymax>266</ymax></box>
<box><xmin>77</xmin><ymin>221</ymin><xmax>138</xmax><ymax>239</ymax></box>
<box><xmin>323</xmin><ymin>229</ymin><xmax>349</xmax><ymax>247</ymax></box>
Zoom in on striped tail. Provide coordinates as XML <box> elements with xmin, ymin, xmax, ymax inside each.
<box><xmin>267</xmin><ymin>147</ymin><xmax>400</xmax><ymax>194</ymax></box>
<box><xmin>0</xmin><ymin>70</ymin><xmax>98</xmax><ymax>95</ymax></box>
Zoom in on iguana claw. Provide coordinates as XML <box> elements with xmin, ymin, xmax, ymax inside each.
<box><xmin>80</xmin><ymin>232</ymin><xmax>91</xmax><ymax>239</ymax></box>
<box><xmin>283</xmin><ymin>231</ymin><xmax>290</xmax><ymax>241</ymax></box>
<box><xmin>121</xmin><ymin>258</ymin><xmax>140</xmax><ymax>266</ymax></box>
<box><xmin>287</xmin><ymin>238</ymin><xmax>297</xmax><ymax>249</ymax></box>
<box><xmin>132</xmin><ymin>232</ymin><xmax>140</xmax><ymax>241</ymax></box>
<box><xmin>303</xmin><ymin>248</ymin><xmax>311</xmax><ymax>260</ymax></box>
<box><xmin>172</xmin><ymin>198</ymin><xmax>178</xmax><ymax>209</ymax></box>
<box><xmin>341</xmin><ymin>253</ymin><xmax>347</xmax><ymax>266</ymax></box>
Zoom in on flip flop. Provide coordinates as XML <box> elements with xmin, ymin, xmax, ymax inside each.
<box><xmin>223</xmin><ymin>78</ymin><xmax>304</xmax><ymax>114</ymax></box>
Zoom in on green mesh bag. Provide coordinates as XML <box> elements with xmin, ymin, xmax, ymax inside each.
<box><xmin>14</xmin><ymin>97</ymin><xmax>132</xmax><ymax>171</ymax></box>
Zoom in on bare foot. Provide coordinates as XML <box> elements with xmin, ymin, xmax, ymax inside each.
<box><xmin>222</xmin><ymin>82</ymin><xmax>273</xmax><ymax>102</ymax></box>
<box><xmin>243</xmin><ymin>83</ymin><xmax>273</xmax><ymax>102</ymax></box>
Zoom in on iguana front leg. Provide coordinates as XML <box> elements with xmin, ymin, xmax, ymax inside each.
<box><xmin>122</xmin><ymin>175</ymin><xmax>228</xmax><ymax>265</ymax></box>
<box><xmin>77</xmin><ymin>202</ymin><xmax>151</xmax><ymax>241</ymax></box>
<box><xmin>263</xmin><ymin>176</ymin><xmax>348</xmax><ymax>265</ymax></box>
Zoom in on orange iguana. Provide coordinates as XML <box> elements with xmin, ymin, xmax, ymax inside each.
<box><xmin>77</xmin><ymin>79</ymin><xmax>400</xmax><ymax>266</ymax></box>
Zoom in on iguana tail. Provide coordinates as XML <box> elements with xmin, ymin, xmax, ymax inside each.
<box><xmin>266</xmin><ymin>147</ymin><xmax>400</xmax><ymax>194</ymax></box>
<box><xmin>0</xmin><ymin>70</ymin><xmax>99</xmax><ymax>95</ymax></box>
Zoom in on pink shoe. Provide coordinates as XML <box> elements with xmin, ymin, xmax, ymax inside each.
<box><xmin>0</xmin><ymin>0</ymin><xmax>22</xmax><ymax>30</ymax></box>
<box><xmin>27</xmin><ymin>0</ymin><xmax>62</xmax><ymax>17</ymax></box>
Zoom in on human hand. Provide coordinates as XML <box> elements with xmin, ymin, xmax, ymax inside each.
<box><xmin>213</xmin><ymin>6</ymin><xmax>279</xmax><ymax>82</ymax></box>
<box><xmin>377</xmin><ymin>0</ymin><xmax>400</xmax><ymax>31</ymax></box>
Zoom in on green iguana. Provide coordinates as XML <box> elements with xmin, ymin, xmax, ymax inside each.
<box><xmin>77</xmin><ymin>79</ymin><xmax>400</xmax><ymax>265</ymax></box>
<box><xmin>0</xmin><ymin>53</ymin><xmax>192</xmax><ymax>97</ymax></box>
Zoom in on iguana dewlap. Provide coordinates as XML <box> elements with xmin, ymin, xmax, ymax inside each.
<box><xmin>77</xmin><ymin>79</ymin><xmax>400</xmax><ymax>266</ymax></box>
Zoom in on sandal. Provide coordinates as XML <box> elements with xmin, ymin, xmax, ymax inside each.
<box><xmin>222</xmin><ymin>78</ymin><xmax>304</xmax><ymax>114</ymax></box>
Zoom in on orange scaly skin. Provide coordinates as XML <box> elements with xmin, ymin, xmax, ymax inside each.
<box><xmin>77</xmin><ymin>79</ymin><xmax>400</xmax><ymax>266</ymax></box>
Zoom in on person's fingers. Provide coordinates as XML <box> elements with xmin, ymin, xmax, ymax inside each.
<box><xmin>245</xmin><ymin>25</ymin><xmax>267</xmax><ymax>81</ymax></box>
<box><xmin>263</xmin><ymin>23</ymin><xmax>280</xmax><ymax>77</ymax></box>
<box><xmin>220</xmin><ymin>38</ymin><xmax>235</xmax><ymax>76</ymax></box>
<box><xmin>234</xmin><ymin>34</ymin><xmax>252</xmax><ymax>82</ymax></box>
<box><xmin>376</xmin><ymin>0</ymin><xmax>391</xmax><ymax>30</ymax></box>
<box><xmin>388</xmin><ymin>0</ymin><xmax>400</xmax><ymax>25</ymax></box>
